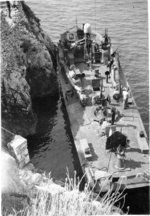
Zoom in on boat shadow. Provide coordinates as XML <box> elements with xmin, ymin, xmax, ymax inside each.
<box><xmin>126</xmin><ymin>147</ymin><xmax>141</xmax><ymax>154</ymax></box>
<box><xmin>88</xmin><ymin>142</ymin><xmax>98</xmax><ymax>161</ymax></box>
<box><xmin>124</xmin><ymin>158</ymin><xmax>145</xmax><ymax>169</ymax></box>
<box><xmin>115</xmin><ymin>124</ymin><xmax>136</xmax><ymax>129</ymax></box>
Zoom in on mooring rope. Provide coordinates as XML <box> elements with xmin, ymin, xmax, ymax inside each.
<box><xmin>1</xmin><ymin>127</ymin><xmax>15</xmax><ymax>136</ymax></box>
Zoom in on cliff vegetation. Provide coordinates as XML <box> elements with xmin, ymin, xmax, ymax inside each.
<box><xmin>1</xmin><ymin>151</ymin><xmax>124</xmax><ymax>216</ymax></box>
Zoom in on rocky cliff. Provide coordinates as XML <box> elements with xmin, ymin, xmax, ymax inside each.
<box><xmin>1</xmin><ymin>1</ymin><xmax>58</xmax><ymax>137</ymax></box>
<box><xmin>1</xmin><ymin>150</ymin><xmax>122</xmax><ymax>215</ymax></box>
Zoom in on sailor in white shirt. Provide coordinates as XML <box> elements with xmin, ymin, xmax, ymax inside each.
<box><xmin>122</xmin><ymin>87</ymin><xmax>129</xmax><ymax>109</ymax></box>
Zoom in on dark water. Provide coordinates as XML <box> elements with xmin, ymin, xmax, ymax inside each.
<box><xmin>27</xmin><ymin>95</ymin><xmax>83</xmax><ymax>181</ymax></box>
<box><xmin>26</xmin><ymin>0</ymin><xmax>149</xmax><ymax>214</ymax></box>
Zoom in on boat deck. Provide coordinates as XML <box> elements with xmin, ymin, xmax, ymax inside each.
<box><xmin>58</xmin><ymin>58</ymin><xmax>150</xmax><ymax>189</ymax></box>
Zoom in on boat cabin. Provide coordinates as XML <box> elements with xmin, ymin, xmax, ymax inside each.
<box><xmin>59</xmin><ymin>24</ymin><xmax>111</xmax><ymax>67</ymax></box>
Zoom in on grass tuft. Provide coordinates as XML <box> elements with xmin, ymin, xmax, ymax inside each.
<box><xmin>3</xmin><ymin>170</ymin><xmax>126</xmax><ymax>215</ymax></box>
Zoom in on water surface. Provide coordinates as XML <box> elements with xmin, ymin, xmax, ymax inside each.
<box><xmin>27</xmin><ymin>0</ymin><xmax>149</xmax><ymax>135</ymax></box>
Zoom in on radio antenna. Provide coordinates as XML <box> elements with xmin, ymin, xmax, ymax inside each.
<box><xmin>95</xmin><ymin>0</ymin><xmax>96</xmax><ymax>33</ymax></box>
<box><xmin>76</xmin><ymin>16</ymin><xmax>78</xmax><ymax>30</ymax></box>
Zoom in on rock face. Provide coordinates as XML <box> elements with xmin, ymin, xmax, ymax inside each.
<box><xmin>1</xmin><ymin>150</ymin><xmax>25</xmax><ymax>194</ymax></box>
<box><xmin>1</xmin><ymin>1</ymin><xmax>58</xmax><ymax>137</ymax></box>
<box><xmin>1</xmin><ymin>150</ymin><xmax>122</xmax><ymax>215</ymax></box>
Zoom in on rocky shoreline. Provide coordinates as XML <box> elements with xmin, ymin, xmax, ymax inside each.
<box><xmin>1</xmin><ymin>1</ymin><xmax>58</xmax><ymax>137</ymax></box>
<box><xmin>2</xmin><ymin>150</ymin><xmax>122</xmax><ymax>215</ymax></box>
<box><xmin>1</xmin><ymin>150</ymin><xmax>65</xmax><ymax>214</ymax></box>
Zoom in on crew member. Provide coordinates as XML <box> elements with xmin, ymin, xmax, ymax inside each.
<box><xmin>122</xmin><ymin>87</ymin><xmax>129</xmax><ymax>109</ymax></box>
<box><xmin>111</xmin><ymin>106</ymin><xmax>116</xmax><ymax>125</ymax></box>
<box><xmin>6</xmin><ymin>1</ymin><xmax>11</xmax><ymax>18</ymax></box>
<box><xmin>106</xmin><ymin>94</ymin><xmax>111</xmax><ymax>105</ymax></box>
<box><xmin>105</xmin><ymin>71</ymin><xmax>110</xmax><ymax>83</ymax></box>
<box><xmin>84</xmin><ymin>23</ymin><xmax>92</xmax><ymax>60</ymax></box>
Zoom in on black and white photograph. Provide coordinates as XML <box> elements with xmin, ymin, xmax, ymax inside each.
<box><xmin>1</xmin><ymin>0</ymin><xmax>149</xmax><ymax>215</ymax></box>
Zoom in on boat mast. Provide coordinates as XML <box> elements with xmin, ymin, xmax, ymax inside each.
<box><xmin>95</xmin><ymin>0</ymin><xmax>97</xmax><ymax>33</ymax></box>
<box><xmin>76</xmin><ymin>16</ymin><xmax>78</xmax><ymax>30</ymax></box>
<box><xmin>76</xmin><ymin>16</ymin><xmax>78</xmax><ymax>40</ymax></box>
